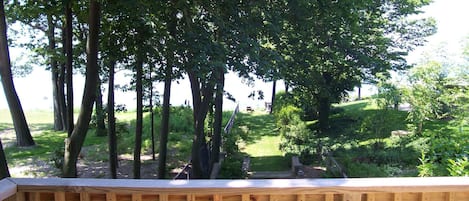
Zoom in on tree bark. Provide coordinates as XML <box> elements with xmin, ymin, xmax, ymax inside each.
<box><xmin>59</xmin><ymin>26</ymin><xmax>67</xmax><ymax>131</ymax></box>
<box><xmin>48</xmin><ymin>13</ymin><xmax>64</xmax><ymax>131</ymax></box>
<box><xmin>107</xmin><ymin>60</ymin><xmax>117</xmax><ymax>179</ymax></box>
<box><xmin>210</xmin><ymin>67</ymin><xmax>224</xmax><ymax>170</ymax></box>
<box><xmin>65</xmin><ymin>1</ymin><xmax>74</xmax><ymax>137</ymax></box>
<box><xmin>358</xmin><ymin>86</ymin><xmax>361</xmax><ymax>100</ymax></box>
<box><xmin>318</xmin><ymin>96</ymin><xmax>330</xmax><ymax>132</ymax></box>
<box><xmin>0</xmin><ymin>0</ymin><xmax>35</xmax><ymax>147</ymax></box>
<box><xmin>158</xmin><ymin>56</ymin><xmax>172</xmax><ymax>179</ymax></box>
<box><xmin>133</xmin><ymin>58</ymin><xmax>143</xmax><ymax>179</ymax></box>
<box><xmin>0</xmin><ymin>138</ymin><xmax>10</xmax><ymax>179</ymax></box>
<box><xmin>62</xmin><ymin>0</ymin><xmax>100</xmax><ymax>178</ymax></box>
<box><xmin>95</xmin><ymin>77</ymin><xmax>106</xmax><ymax>136</ymax></box>
<box><xmin>149</xmin><ymin>65</ymin><xmax>155</xmax><ymax>161</ymax></box>
<box><xmin>270</xmin><ymin>80</ymin><xmax>276</xmax><ymax>114</ymax></box>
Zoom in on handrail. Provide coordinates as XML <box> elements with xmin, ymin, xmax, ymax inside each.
<box><xmin>2</xmin><ymin>177</ymin><xmax>469</xmax><ymax>201</ymax></box>
<box><xmin>0</xmin><ymin>178</ymin><xmax>16</xmax><ymax>200</ymax></box>
<box><xmin>6</xmin><ymin>177</ymin><xmax>469</xmax><ymax>192</ymax></box>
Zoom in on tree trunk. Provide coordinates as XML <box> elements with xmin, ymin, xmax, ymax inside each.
<box><xmin>210</xmin><ymin>67</ymin><xmax>224</xmax><ymax>170</ymax></box>
<box><xmin>107</xmin><ymin>60</ymin><xmax>117</xmax><ymax>179</ymax></box>
<box><xmin>285</xmin><ymin>81</ymin><xmax>289</xmax><ymax>93</ymax></box>
<box><xmin>358</xmin><ymin>86</ymin><xmax>361</xmax><ymax>100</ymax></box>
<box><xmin>149</xmin><ymin>66</ymin><xmax>155</xmax><ymax>161</ymax></box>
<box><xmin>133</xmin><ymin>58</ymin><xmax>143</xmax><ymax>179</ymax></box>
<box><xmin>158</xmin><ymin>60</ymin><xmax>171</xmax><ymax>179</ymax></box>
<box><xmin>0</xmin><ymin>0</ymin><xmax>35</xmax><ymax>147</ymax></box>
<box><xmin>0</xmin><ymin>138</ymin><xmax>10</xmax><ymax>179</ymax></box>
<box><xmin>62</xmin><ymin>0</ymin><xmax>100</xmax><ymax>178</ymax></box>
<box><xmin>188</xmin><ymin>70</ymin><xmax>214</xmax><ymax>179</ymax></box>
<box><xmin>48</xmin><ymin>13</ymin><xmax>64</xmax><ymax>131</ymax></box>
<box><xmin>95</xmin><ymin>77</ymin><xmax>106</xmax><ymax>136</ymax></box>
<box><xmin>59</xmin><ymin>26</ymin><xmax>67</xmax><ymax>131</ymax></box>
<box><xmin>318</xmin><ymin>96</ymin><xmax>330</xmax><ymax>132</ymax></box>
<box><xmin>65</xmin><ymin>1</ymin><xmax>74</xmax><ymax>137</ymax></box>
<box><xmin>270</xmin><ymin>80</ymin><xmax>276</xmax><ymax>114</ymax></box>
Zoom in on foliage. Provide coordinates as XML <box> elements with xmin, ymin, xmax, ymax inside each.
<box><xmin>275</xmin><ymin>105</ymin><xmax>302</xmax><ymax>129</ymax></box>
<box><xmin>404</xmin><ymin>61</ymin><xmax>449</xmax><ymax>133</ymax></box>
<box><xmin>376</xmin><ymin>74</ymin><xmax>401</xmax><ymax>110</ymax></box>
<box><xmin>447</xmin><ymin>156</ymin><xmax>469</xmax><ymax>176</ymax></box>
<box><xmin>417</xmin><ymin>131</ymin><xmax>469</xmax><ymax>176</ymax></box>
<box><xmin>218</xmin><ymin>112</ymin><xmax>245</xmax><ymax>178</ymax></box>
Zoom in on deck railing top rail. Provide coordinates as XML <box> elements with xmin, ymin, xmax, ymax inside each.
<box><xmin>2</xmin><ymin>177</ymin><xmax>469</xmax><ymax>201</ymax></box>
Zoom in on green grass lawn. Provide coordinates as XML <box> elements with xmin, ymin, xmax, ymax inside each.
<box><xmin>237</xmin><ymin>112</ymin><xmax>290</xmax><ymax>171</ymax></box>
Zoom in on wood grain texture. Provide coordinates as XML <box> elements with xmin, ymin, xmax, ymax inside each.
<box><xmin>15</xmin><ymin>192</ymin><xmax>25</xmax><ymax>201</ymax></box>
<box><xmin>3</xmin><ymin>177</ymin><xmax>469</xmax><ymax>201</ymax></box>
<box><xmin>132</xmin><ymin>194</ymin><xmax>142</xmax><ymax>201</ymax></box>
<box><xmin>54</xmin><ymin>192</ymin><xmax>65</xmax><ymax>201</ymax></box>
<box><xmin>80</xmin><ymin>192</ymin><xmax>90</xmax><ymax>201</ymax></box>
<box><xmin>106</xmin><ymin>193</ymin><xmax>116</xmax><ymax>201</ymax></box>
<box><xmin>366</xmin><ymin>193</ymin><xmax>375</xmax><ymax>201</ymax></box>
<box><xmin>343</xmin><ymin>193</ymin><xmax>361</xmax><ymax>201</ymax></box>
<box><xmin>445</xmin><ymin>192</ymin><xmax>454</xmax><ymax>201</ymax></box>
<box><xmin>324</xmin><ymin>194</ymin><xmax>333</xmax><ymax>201</ymax></box>
<box><xmin>160</xmin><ymin>194</ymin><xmax>168</xmax><ymax>201</ymax></box>
<box><xmin>393</xmin><ymin>193</ymin><xmax>401</xmax><ymax>201</ymax></box>
<box><xmin>10</xmin><ymin>177</ymin><xmax>469</xmax><ymax>195</ymax></box>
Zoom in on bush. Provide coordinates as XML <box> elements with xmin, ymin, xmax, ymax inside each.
<box><xmin>275</xmin><ymin>105</ymin><xmax>302</xmax><ymax>128</ymax></box>
<box><xmin>218</xmin><ymin>112</ymin><xmax>245</xmax><ymax>178</ymax></box>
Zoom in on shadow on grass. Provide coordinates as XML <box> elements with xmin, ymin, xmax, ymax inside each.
<box><xmin>4</xmin><ymin>130</ymin><xmax>67</xmax><ymax>165</ymax></box>
<box><xmin>316</xmin><ymin>108</ymin><xmax>410</xmax><ymax>149</ymax></box>
<box><xmin>237</xmin><ymin>112</ymin><xmax>278</xmax><ymax>144</ymax></box>
<box><xmin>250</xmin><ymin>155</ymin><xmax>290</xmax><ymax>171</ymax></box>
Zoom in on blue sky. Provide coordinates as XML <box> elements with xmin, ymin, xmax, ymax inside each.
<box><xmin>1</xmin><ymin>0</ymin><xmax>468</xmax><ymax>111</ymax></box>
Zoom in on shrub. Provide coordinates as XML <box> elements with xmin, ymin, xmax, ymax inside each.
<box><xmin>275</xmin><ymin>105</ymin><xmax>302</xmax><ymax>129</ymax></box>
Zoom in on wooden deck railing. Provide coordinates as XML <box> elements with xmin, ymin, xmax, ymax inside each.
<box><xmin>1</xmin><ymin>177</ymin><xmax>469</xmax><ymax>201</ymax></box>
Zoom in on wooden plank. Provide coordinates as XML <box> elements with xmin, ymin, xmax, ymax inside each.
<box><xmin>80</xmin><ymin>192</ymin><xmax>90</xmax><ymax>201</ymax></box>
<box><xmin>296</xmin><ymin>194</ymin><xmax>305</xmax><ymax>201</ymax></box>
<box><xmin>186</xmin><ymin>194</ymin><xmax>195</xmax><ymax>201</ymax></box>
<box><xmin>241</xmin><ymin>194</ymin><xmax>249</xmax><ymax>201</ymax></box>
<box><xmin>446</xmin><ymin>192</ymin><xmax>455</xmax><ymax>201</ymax></box>
<box><xmin>420</xmin><ymin>193</ymin><xmax>429</xmax><ymax>201</ymax></box>
<box><xmin>30</xmin><ymin>192</ymin><xmax>41</xmax><ymax>201</ymax></box>
<box><xmin>160</xmin><ymin>194</ymin><xmax>168</xmax><ymax>201</ymax></box>
<box><xmin>213</xmin><ymin>195</ymin><xmax>222</xmax><ymax>201</ymax></box>
<box><xmin>366</xmin><ymin>193</ymin><xmax>375</xmax><ymax>201</ymax></box>
<box><xmin>54</xmin><ymin>192</ymin><xmax>65</xmax><ymax>201</ymax></box>
<box><xmin>9</xmin><ymin>177</ymin><xmax>469</xmax><ymax>195</ymax></box>
<box><xmin>15</xmin><ymin>192</ymin><xmax>25</xmax><ymax>201</ymax></box>
<box><xmin>343</xmin><ymin>193</ymin><xmax>361</xmax><ymax>201</ymax></box>
<box><xmin>106</xmin><ymin>193</ymin><xmax>117</xmax><ymax>201</ymax></box>
<box><xmin>325</xmin><ymin>194</ymin><xmax>333</xmax><ymax>201</ymax></box>
<box><xmin>393</xmin><ymin>193</ymin><xmax>401</xmax><ymax>201</ymax></box>
<box><xmin>133</xmin><ymin>194</ymin><xmax>142</xmax><ymax>201</ymax></box>
<box><xmin>0</xmin><ymin>179</ymin><xmax>17</xmax><ymax>201</ymax></box>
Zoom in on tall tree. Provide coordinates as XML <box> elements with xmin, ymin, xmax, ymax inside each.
<box><xmin>46</xmin><ymin>7</ymin><xmax>65</xmax><ymax>131</ymax></box>
<box><xmin>178</xmin><ymin>1</ymin><xmax>263</xmax><ymax>178</ymax></box>
<box><xmin>210</xmin><ymin>66</ymin><xmax>224</xmax><ymax>168</ymax></box>
<box><xmin>107</xmin><ymin>60</ymin><xmax>117</xmax><ymax>178</ymax></box>
<box><xmin>64</xmin><ymin>0</ymin><xmax>74</xmax><ymax>136</ymax></box>
<box><xmin>0</xmin><ymin>0</ymin><xmax>35</xmax><ymax>147</ymax></box>
<box><xmin>62</xmin><ymin>0</ymin><xmax>100</xmax><ymax>177</ymax></box>
<box><xmin>271</xmin><ymin>0</ymin><xmax>435</xmax><ymax>131</ymax></box>
<box><xmin>133</xmin><ymin>56</ymin><xmax>143</xmax><ymax>179</ymax></box>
